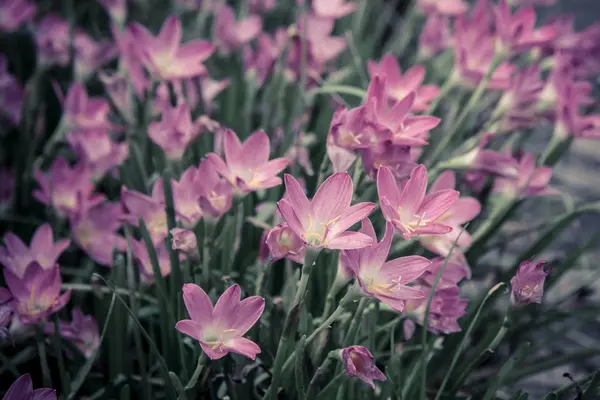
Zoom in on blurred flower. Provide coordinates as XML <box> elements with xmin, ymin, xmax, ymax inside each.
<box><xmin>360</xmin><ymin>142</ymin><xmax>416</xmax><ymax>180</ymax></box>
<box><xmin>248</xmin><ymin>0</ymin><xmax>276</xmax><ymax>13</ymax></box>
<box><xmin>377</xmin><ymin>165</ymin><xmax>459</xmax><ymax>240</ymax></box>
<box><xmin>98</xmin><ymin>71</ymin><xmax>135</xmax><ymax>124</ymax></box>
<box><xmin>404</xmin><ymin>285</ymin><xmax>468</xmax><ymax>336</ymax></box>
<box><xmin>176</xmin><ymin>283</ymin><xmax>264</xmax><ymax>360</ymax></box>
<box><xmin>171</xmin><ymin>228</ymin><xmax>197</xmax><ymax>254</ymax></box>
<box><xmin>266</xmin><ymin>223</ymin><xmax>306</xmax><ymax>264</ymax></box>
<box><xmin>0</xmin><ymin>287</ymin><xmax>15</xmax><ymax>330</ymax></box>
<box><xmin>178</xmin><ymin>76</ymin><xmax>229</xmax><ymax>115</ymax></box>
<box><xmin>60</xmin><ymin>83</ymin><xmax>114</xmax><ymax>130</ymax></box>
<box><xmin>0</xmin><ymin>0</ymin><xmax>36</xmax><ymax>32</ymax></box>
<box><xmin>73</xmin><ymin>32</ymin><xmax>119</xmax><ymax>81</ymax></box>
<box><xmin>495</xmin><ymin>66</ymin><xmax>544</xmax><ymax>131</ymax></box>
<box><xmin>419</xmin><ymin>171</ymin><xmax>481</xmax><ymax>256</ymax></box>
<box><xmin>367</xmin><ymin>54</ymin><xmax>439</xmax><ymax>112</ymax></box>
<box><xmin>416</xmin><ymin>0</ymin><xmax>467</xmax><ymax>15</ymax></box>
<box><xmin>67</xmin><ymin>129</ymin><xmax>129</xmax><ymax>180</ymax></box>
<box><xmin>70</xmin><ymin>202</ymin><xmax>126</xmax><ymax>266</ymax></box>
<box><xmin>4</xmin><ymin>262</ymin><xmax>71</xmax><ymax>324</ymax></box>
<box><xmin>418</xmin><ymin>255</ymin><xmax>471</xmax><ymax>290</ymax></box>
<box><xmin>339</xmin><ymin>346</ymin><xmax>386</xmax><ymax>389</ymax></box>
<box><xmin>207</xmin><ymin>129</ymin><xmax>289</xmax><ymax>193</ymax></box>
<box><xmin>121</xmin><ymin>181</ymin><xmax>167</xmax><ymax>244</ymax></box>
<box><xmin>2</xmin><ymin>374</ymin><xmax>56</xmax><ymax>400</ymax></box>
<box><xmin>0</xmin><ymin>55</ymin><xmax>24</xmax><ymax>126</ymax></box>
<box><xmin>0</xmin><ymin>224</ymin><xmax>70</xmax><ymax>278</ymax></box>
<box><xmin>326</xmin><ymin>133</ymin><xmax>357</xmax><ymax>173</ymax></box>
<box><xmin>285</xmin><ymin>132</ymin><xmax>316</xmax><ymax>176</ymax></box>
<box><xmin>45</xmin><ymin>308</ymin><xmax>99</xmax><ymax>358</ymax></box>
<box><xmin>243</xmin><ymin>32</ymin><xmax>281</xmax><ymax>86</ymax></box>
<box><xmin>112</xmin><ymin>25</ymin><xmax>151</xmax><ymax>97</ymax></box>
<box><xmin>170</xmin><ymin>167</ymin><xmax>205</xmax><ymax>227</ymax></box>
<box><xmin>278</xmin><ymin>173</ymin><xmax>375</xmax><ymax>249</ymax></box>
<box><xmin>196</xmin><ymin>159</ymin><xmax>233</xmax><ymax>220</ymax></box>
<box><xmin>33</xmin><ymin>158</ymin><xmax>105</xmax><ymax>217</ymax></box>
<box><xmin>313</xmin><ymin>0</ymin><xmax>356</xmax><ymax>19</ymax></box>
<box><xmin>97</xmin><ymin>0</ymin><xmax>126</xmax><ymax>26</ymax></box>
<box><xmin>214</xmin><ymin>5</ymin><xmax>262</xmax><ymax>54</ymax></box>
<box><xmin>148</xmin><ymin>103</ymin><xmax>202</xmax><ymax>160</ymax></box>
<box><xmin>493</xmin><ymin>151</ymin><xmax>556</xmax><ymax>198</ymax></box>
<box><xmin>511</xmin><ymin>258</ymin><xmax>550</xmax><ymax>305</ymax></box>
<box><xmin>418</xmin><ymin>14</ymin><xmax>451</xmax><ymax>59</ymax></box>
<box><xmin>130</xmin><ymin>240</ymin><xmax>172</xmax><ymax>283</ymax></box>
<box><xmin>129</xmin><ymin>16</ymin><xmax>214</xmax><ymax>80</ymax></box>
<box><xmin>342</xmin><ymin>220</ymin><xmax>431</xmax><ymax>311</ymax></box>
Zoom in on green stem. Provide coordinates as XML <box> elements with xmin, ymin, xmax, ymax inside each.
<box><xmin>539</xmin><ymin>132</ymin><xmax>573</xmax><ymax>167</ymax></box>
<box><xmin>52</xmin><ymin>314</ymin><xmax>71</xmax><ymax>393</ymax></box>
<box><xmin>184</xmin><ymin>353</ymin><xmax>208</xmax><ymax>391</ymax></box>
<box><xmin>304</xmin><ymin>351</ymin><xmax>338</xmax><ymax>400</ymax></box>
<box><xmin>343</xmin><ymin>297</ymin><xmax>368</xmax><ymax>347</ymax></box>
<box><xmin>36</xmin><ymin>324</ymin><xmax>52</xmax><ymax>388</ymax></box>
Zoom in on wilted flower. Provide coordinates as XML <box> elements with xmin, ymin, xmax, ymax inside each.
<box><xmin>326</xmin><ymin>133</ymin><xmax>357</xmax><ymax>173</ymax></box>
<box><xmin>4</xmin><ymin>262</ymin><xmax>71</xmax><ymax>324</ymax></box>
<box><xmin>377</xmin><ymin>165</ymin><xmax>459</xmax><ymax>240</ymax></box>
<box><xmin>277</xmin><ymin>173</ymin><xmax>376</xmax><ymax>249</ymax></box>
<box><xmin>129</xmin><ymin>16</ymin><xmax>214</xmax><ymax>80</ymax></box>
<box><xmin>171</xmin><ymin>228</ymin><xmax>197</xmax><ymax>254</ymax></box>
<box><xmin>70</xmin><ymin>202</ymin><xmax>126</xmax><ymax>266</ymax></box>
<box><xmin>493</xmin><ymin>151</ymin><xmax>557</xmax><ymax>198</ymax></box>
<box><xmin>510</xmin><ymin>258</ymin><xmax>550</xmax><ymax>306</ymax></box>
<box><xmin>313</xmin><ymin>0</ymin><xmax>356</xmax><ymax>19</ymax></box>
<box><xmin>214</xmin><ymin>5</ymin><xmax>262</xmax><ymax>53</ymax></box>
<box><xmin>0</xmin><ymin>0</ymin><xmax>36</xmax><ymax>32</ymax></box>
<box><xmin>121</xmin><ymin>181</ymin><xmax>167</xmax><ymax>244</ymax></box>
<box><xmin>45</xmin><ymin>308</ymin><xmax>100</xmax><ymax>358</ymax></box>
<box><xmin>367</xmin><ymin>54</ymin><xmax>439</xmax><ymax>112</ymax></box>
<box><xmin>418</xmin><ymin>255</ymin><xmax>471</xmax><ymax>290</ymax></box>
<box><xmin>341</xmin><ymin>220</ymin><xmax>431</xmax><ymax>311</ymax></box>
<box><xmin>339</xmin><ymin>346</ymin><xmax>386</xmax><ymax>389</ymax></box>
<box><xmin>0</xmin><ymin>55</ymin><xmax>24</xmax><ymax>126</ymax></box>
<box><xmin>0</xmin><ymin>224</ymin><xmax>70</xmax><ymax>278</ymax></box>
<box><xmin>2</xmin><ymin>374</ymin><xmax>56</xmax><ymax>400</ymax></box>
<box><xmin>130</xmin><ymin>240</ymin><xmax>172</xmax><ymax>283</ymax></box>
<box><xmin>148</xmin><ymin>103</ymin><xmax>202</xmax><ymax>160</ymax></box>
<box><xmin>207</xmin><ymin>129</ymin><xmax>289</xmax><ymax>193</ymax></box>
<box><xmin>266</xmin><ymin>223</ymin><xmax>306</xmax><ymax>264</ymax></box>
<box><xmin>176</xmin><ymin>283</ymin><xmax>265</xmax><ymax>360</ymax></box>
<box><xmin>33</xmin><ymin>158</ymin><xmax>105</xmax><ymax>217</ymax></box>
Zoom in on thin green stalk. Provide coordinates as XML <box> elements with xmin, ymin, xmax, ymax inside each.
<box><xmin>52</xmin><ymin>314</ymin><xmax>71</xmax><ymax>393</ymax></box>
<box><xmin>295</xmin><ymin>335</ymin><xmax>307</xmax><ymax>399</ymax></box>
<box><xmin>481</xmin><ymin>342</ymin><xmax>531</xmax><ymax>400</ymax></box>
<box><xmin>343</xmin><ymin>297</ymin><xmax>368</xmax><ymax>347</ymax></box>
<box><xmin>184</xmin><ymin>353</ymin><xmax>207</xmax><ymax>391</ymax></box>
<box><xmin>315</xmin><ymin>372</ymin><xmax>346</xmax><ymax>400</ymax></box>
<box><xmin>539</xmin><ymin>133</ymin><xmax>573</xmax><ymax>167</ymax></box>
<box><xmin>304</xmin><ymin>351</ymin><xmax>338</xmax><ymax>400</ymax></box>
<box><xmin>307</xmin><ymin>85</ymin><xmax>367</xmax><ymax>100</ymax></box>
<box><xmin>35</xmin><ymin>325</ymin><xmax>52</xmax><ymax>388</ymax></box>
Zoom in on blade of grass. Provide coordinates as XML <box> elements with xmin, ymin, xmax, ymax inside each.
<box><xmin>481</xmin><ymin>342</ymin><xmax>531</xmax><ymax>400</ymax></box>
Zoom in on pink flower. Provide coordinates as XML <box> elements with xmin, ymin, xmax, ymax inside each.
<box><xmin>416</xmin><ymin>0</ymin><xmax>467</xmax><ymax>15</ymax></box>
<box><xmin>177</xmin><ymin>77</ymin><xmax>229</xmax><ymax>115</ymax></box>
<box><xmin>418</xmin><ymin>14</ymin><xmax>451</xmax><ymax>59</ymax></box>
<box><xmin>111</xmin><ymin>26</ymin><xmax>151</xmax><ymax>98</ymax></box>
<box><xmin>60</xmin><ymin>83</ymin><xmax>114</xmax><ymax>130</ymax></box>
<box><xmin>404</xmin><ymin>285</ymin><xmax>468</xmax><ymax>336</ymax></box>
<box><xmin>196</xmin><ymin>159</ymin><xmax>233</xmax><ymax>220</ymax></box>
<box><xmin>170</xmin><ymin>167</ymin><xmax>205</xmax><ymax>227</ymax></box>
<box><xmin>295</xmin><ymin>16</ymin><xmax>347</xmax><ymax>75</ymax></box>
<box><xmin>243</xmin><ymin>32</ymin><xmax>281</xmax><ymax>86</ymax></box>
<box><xmin>176</xmin><ymin>283</ymin><xmax>264</xmax><ymax>360</ymax></box>
<box><xmin>359</xmin><ymin>142</ymin><xmax>416</xmax><ymax>181</ymax></box>
<box><xmin>214</xmin><ymin>5</ymin><xmax>262</xmax><ymax>53</ymax></box>
<box><xmin>2</xmin><ymin>374</ymin><xmax>56</xmax><ymax>400</ymax></box>
<box><xmin>171</xmin><ymin>228</ymin><xmax>197</xmax><ymax>254</ymax></box>
<box><xmin>326</xmin><ymin>134</ymin><xmax>357</xmax><ymax>173</ymax></box>
<box><xmin>121</xmin><ymin>182</ymin><xmax>167</xmax><ymax>244</ymax></box>
<box><xmin>377</xmin><ymin>165</ymin><xmax>459</xmax><ymax>240</ymax></box>
<box><xmin>367</xmin><ymin>54</ymin><xmax>439</xmax><ymax>112</ymax></box>
<box><xmin>313</xmin><ymin>0</ymin><xmax>356</xmax><ymax>19</ymax></box>
<box><xmin>248</xmin><ymin>0</ymin><xmax>276</xmax><ymax>13</ymax></box>
<box><xmin>207</xmin><ymin>129</ymin><xmax>289</xmax><ymax>193</ymax></box>
<box><xmin>98</xmin><ymin>71</ymin><xmax>135</xmax><ymax>124</ymax></box>
<box><xmin>33</xmin><ymin>158</ymin><xmax>105</xmax><ymax>217</ymax></box>
<box><xmin>45</xmin><ymin>308</ymin><xmax>100</xmax><ymax>358</ymax></box>
<box><xmin>510</xmin><ymin>258</ymin><xmax>550</xmax><ymax>305</ymax></box>
<box><xmin>148</xmin><ymin>103</ymin><xmax>202</xmax><ymax>160</ymax></box>
<box><xmin>130</xmin><ymin>240</ymin><xmax>173</xmax><ymax>283</ymax></box>
<box><xmin>0</xmin><ymin>55</ymin><xmax>24</xmax><ymax>126</ymax></box>
<box><xmin>0</xmin><ymin>0</ymin><xmax>36</xmax><ymax>32</ymax></box>
<box><xmin>496</xmin><ymin>66</ymin><xmax>544</xmax><ymax>131</ymax></box>
<box><xmin>129</xmin><ymin>16</ymin><xmax>214</xmax><ymax>80</ymax></box>
<box><xmin>266</xmin><ymin>223</ymin><xmax>306</xmax><ymax>264</ymax></box>
<box><xmin>285</xmin><ymin>132</ymin><xmax>316</xmax><ymax>176</ymax></box>
<box><xmin>419</xmin><ymin>171</ymin><xmax>481</xmax><ymax>256</ymax></box>
<box><xmin>70</xmin><ymin>202</ymin><xmax>126</xmax><ymax>266</ymax></box>
<box><xmin>4</xmin><ymin>262</ymin><xmax>71</xmax><ymax>324</ymax></box>
<box><xmin>418</xmin><ymin>255</ymin><xmax>471</xmax><ymax>290</ymax></box>
<box><xmin>493</xmin><ymin>151</ymin><xmax>556</xmax><ymax>198</ymax></box>
<box><xmin>339</xmin><ymin>346</ymin><xmax>386</xmax><ymax>389</ymax></box>
<box><xmin>342</xmin><ymin>220</ymin><xmax>431</xmax><ymax>311</ymax></box>
<box><xmin>73</xmin><ymin>33</ymin><xmax>119</xmax><ymax>81</ymax></box>
<box><xmin>67</xmin><ymin>129</ymin><xmax>129</xmax><ymax>180</ymax></box>
<box><xmin>0</xmin><ymin>224</ymin><xmax>70</xmax><ymax>278</ymax></box>
<box><xmin>277</xmin><ymin>173</ymin><xmax>376</xmax><ymax>249</ymax></box>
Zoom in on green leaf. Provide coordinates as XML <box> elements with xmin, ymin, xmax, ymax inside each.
<box><xmin>582</xmin><ymin>371</ymin><xmax>600</xmax><ymax>400</ymax></box>
<box><xmin>481</xmin><ymin>342</ymin><xmax>531</xmax><ymax>400</ymax></box>
<box><xmin>295</xmin><ymin>335</ymin><xmax>307</xmax><ymax>399</ymax></box>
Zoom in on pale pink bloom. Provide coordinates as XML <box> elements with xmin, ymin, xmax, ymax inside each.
<box><xmin>418</xmin><ymin>14</ymin><xmax>451</xmax><ymax>59</ymax></box>
<box><xmin>0</xmin><ymin>224</ymin><xmax>70</xmax><ymax>278</ymax></box>
<box><xmin>2</xmin><ymin>374</ymin><xmax>56</xmax><ymax>400</ymax></box>
<box><xmin>70</xmin><ymin>202</ymin><xmax>126</xmax><ymax>266</ymax></box>
<box><xmin>326</xmin><ymin>133</ymin><xmax>357</xmax><ymax>173</ymax></box>
<box><xmin>243</xmin><ymin>32</ymin><xmax>281</xmax><ymax>86</ymax></box>
<box><xmin>111</xmin><ymin>25</ymin><xmax>151</xmax><ymax>98</ymax></box>
<box><xmin>4</xmin><ymin>262</ymin><xmax>71</xmax><ymax>324</ymax></box>
<box><xmin>496</xmin><ymin>66</ymin><xmax>544</xmax><ymax>131</ymax></box>
<box><xmin>129</xmin><ymin>16</ymin><xmax>214</xmax><ymax>80</ymax></box>
<box><xmin>340</xmin><ymin>346</ymin><xmax>386</xmax><ymax>389</ymax></box>
<box><xmin>416</xmin><ymin>0</ymin><xmax>467</xmax><ymax>16</ymax></box>
<box><xmin>359</xmin><ymin>143</ymin><xmax>416</xmax><ymax>181</ymax></box>
<box><xmin>66</xmin><ymin>129</ymin><xmax>129</xmax><ymax>179</ymax></box>
<box><xmin>277</xmin><ymin>173</ymin><xmax>376</xmax><ymax>249</ymax></box>
<box><xmin>148</xmin><ymin>103</ymin><xmax>201</xmax><ymax>160</ymax></box>
<box><xmin>377</xmin><ymin>165</ymin><xmax>459</xmax><ymax>240</ymax></box>
<box><xmin>367</xmin><ymin>54</ymin><xmax>439</xmax><ymax>112</ymax></box>
<box><xmin>98</xmin><ymin>71</ymin><xmax>135</xmax><ymax>124</ymax></box>
<box><xmin>0</xmin><ymin>0</ymin><xmax>36</xmax><ymax>32</ymax></box>
<box><xmin>366</xmin><ymin>76</ymin><xmax>439</xmax><ymax>146</ymax></box>
<box><xmin>313</xmin><ymin>0</ymin><xmax>356</xmax><ymax>19</ymax></box>
<box><xmin>207</xmin><ymin>129</ymin><xmax>289</xmax><ymax>193</ymax></box>
<box><xmin>130</xmin><ymin>240</ymin><xmax>172</xmax><ymax>283</ymax></box>
<box><xmin>419</xmin><ymin>171</ymin><xmax>481</xmax><ymax>255</ymax></box>
<box><xmin>285</xmin><ymin>132</ymin><xmax>316</xmax><ymax>176</ymax></box>
<box><xmin>171</xmin><ymin>167</ymin><xmax>205</xmax><ymax>227</ymax></box>
<box><xmin>73</xmin><ymin>32</ymin><xmax>119</xmax><ymax>81</ymax></box>
<box><xmin>196</xmin><ymin>159</ymin><xmax>233</xmax><ymax>220</ymax></box>
<box><xmin>176</xmin><ymin>283</ymin><xmax>264</xmax><ymax>360</ymax></box>
<box><xmin>214</xmin><ymin>5</ymin><xmax>262</xmax><ymax>53</ymax></box>
<box><xmin>493</xmin><ymin>151</ymin><xmax>557</xmax><ymax>199</ymax></box>
<box><xmin>97</xmin><ymin>0</ymin><xmax>126</xmax><ymax>26</ymax></box>
<box><xmin>33</xmin><ymin>158</ymin><xmax>105</xmax><ymax>217</ymax></box>
<box><xmin>60</xmin><ymin>83</ymin><xmax>114</xmax><ymax>130</ymax></box>
<box><xmin>121</xmin><ymin>182</ymin><xmax>168</xmax><ymax>244</ymax></box>
<box><xmin>0</xmin><ymin>55</ymin><xmax>24</xmax><ymax>126</ymax></box>
<box><xmin>248</xmin><ymin>0</ymin><xmax>276</xmax><ymax>13</ymax></box>
<box><xmin>418</xmin><ymin>255</ymin><xmax>471</xmax><ymax>290</ymax></box>
<box><xmin>342</xmin><ymin>220</ymin><xmax>430</xmax><ymax>311</ymax></box>
<box><xmin>171</xmin><ymin>228</ymin><xmax>197</xmax><ymax>254</ymax></box>
<box><xmin>510</xmin><ymin>258</ymin><xmax>550</xmax><ymax>305</ymax></box>
<box><xmin>179</xmin><ymin>77</ymin><xmax>229</xmax><ymax>115</ymax></box>
<box><xmin>266</xmin><ymin>223</ymin><xmax>306</xmax><ymax>264</ymax></box>
<box><xmin>45</xmin><ymin>308</ymin><xmax>100</xmax><ymax>358</ymax></box>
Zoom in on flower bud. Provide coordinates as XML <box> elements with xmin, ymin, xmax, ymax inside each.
<box><xmin>339</xmin><ymin>346</ymin><xmax>386</xmax><ymax>389</ymax></box>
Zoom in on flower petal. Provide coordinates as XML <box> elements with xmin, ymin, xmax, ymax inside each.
<box><xmin>376</xmin><ymin>166</ymin><xmax>402</xmax><ymax>207</ymax></box>
<box><xmin>418</xmin><ymin>189</ymin><xmax>459</xmax><ymax>221</ymax></box>
<box><xmin>398</xmin><ymin>165</ymin><xmax>428</xmax><ymax>215</ymax></box>
<box><xmin>213</xmin><ymin>284</ymin><xmax>241</xmax><ymax>326</ymax></box>
<box><xmin>239</xmin><ymin>130</ymin><xmax>271</xmax><ymax>169</ymax></box>
<box><xmin>381</xmin><ymin>255</ymin><xmax>431</xmax><ymax>284</ymax></box>
<box><xmin>282</xmin><ymin>174</ymin><xmax>310</xmax><ymax>221</ymax></box>
<box><xmin>327</xmin><ymin>232</ymin><xmax>373</xmax><ymax>250</ymax></box>
<box><xmin>328</xmin><ymin>203</ymin><xmax>376</xmax><ymax>238</ymax></box>
<box><xmin>182</xmin><ymin>283</ymin><xmax>213</xmax><ymax>325</ymax></box>
<box><xmin>312</xmin><ymin>172</ymin><xmax>353</xmax><ymax>222</ymax></box>
<box><xmin>175</xmin><ymin>319</ymin><xmax>202</xmax><ymax>340</ymax></box>
<box><xmin>231</xmin><ymin>296</ymin><xmax>265</xmax><ymax>335</ymax></box>
<box><xmin>223</xmin><ymin>337</ymin><xmax>261</xmax><ymax>360</ymax></box>
<box><xmin>277</xmin><ymin>199</ymin><xmax>306</xmax><ymax>239</ymax></box>
<box><xmin>223</xmin><ymin>129</ymin><xmax>243</xmax><ymax>168</ymax></box>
